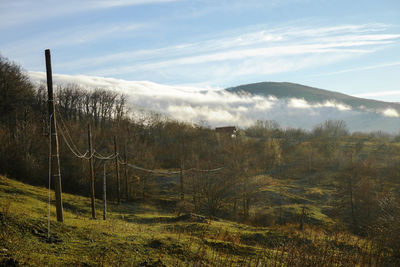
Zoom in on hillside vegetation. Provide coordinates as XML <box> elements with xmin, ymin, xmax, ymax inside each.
<box><xmin>1</xmin><ymin>55</ymin><xmax>400</xmax><ymax>265</ymax></box>
<box><xmin>0</xmin><ymin>176</ymin><xmax>395</xmax><ymax>266</ymax></box>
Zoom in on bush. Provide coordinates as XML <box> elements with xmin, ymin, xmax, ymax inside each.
<box><xmin>250</xmin><ymin>210</ymin><xmax>276</xmax><ymax>227</ymax></box>
<box><xmin>175</xmin><ymin>200</ymin><xmax>195</xmax><ymax>216</ymax></box>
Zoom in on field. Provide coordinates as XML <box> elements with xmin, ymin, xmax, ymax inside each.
<box><xmin>0</xmin><ymin>176</ymin><xmax>392</xmax><ymax>266</ymax></box>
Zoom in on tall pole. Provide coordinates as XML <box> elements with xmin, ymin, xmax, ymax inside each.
<box><xmin>45</xmin><ymin>49</ymin><xmax>63</xmax><ymax>222</ymax></box>
<box><xmin>180</xmin><ymin>160</ymin><xmax>184</xmax><ymax>201</ymax></box>
<box><xmin>124</xmin><ymin>144</ymin><xmax>128</xmax><ymax>201</ymax></box>
<box><xmin>179</xmin><ymin>127</ymin><xmax>185</xmax><ymax>201</ymax></box>
<box><xmin>103</xmin><ymin>164</ymin><xmax>107</xmax><ymax>220</ymax></box>
<box><xmin>88</xmin><ymin>124</ymin><xmax>96</xmax><ymax>219</ymax></box>
<box><xmin>114</xmin><ymin>136</ymin><xmax>121</xmax><ymax>204</ymax></box>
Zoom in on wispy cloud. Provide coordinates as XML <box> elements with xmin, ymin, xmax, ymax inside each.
<box><xmin>3</xmin><ymin>16</ymin><xmax>398</xmax><ymax>87</ymax></box>
<box><xmin>355</xmin><ymin>90</ymin><xmax>400</xmax><ymax>98</ymax></box>
<box><xmin>60</xmin><ymin>23</ymin><xmax>392</xmax><ymax>67</ymax></box>
<box><xmin>28</xmin><ymin>71</ymin><xmax>400</xmax><ymax>132</ymax></box>
<box><xmin>94</xmin><ymin>43</ymin><xmax>371</xmax><ymax>72</ymax></box>
<box><xmin>2</xmin><ymin>22</ymin><xmax>146</xmax><ymax>52</ymax></box>
<box><xmin>0</xmin><ymin>0</ymin><xmax>180</xmax><ymax>29</ymax></box>
<box><xmin>312</xmin><ymin>61</ymin><xmax>400</xmax><ymax>77</ymax></box>
<box><xmin>49</xmin><ymin>23</ymin><xmax>398</xmax><ymax>85</ymax></box>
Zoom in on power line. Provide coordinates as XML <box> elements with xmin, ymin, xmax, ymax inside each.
<box><xmin>126</xmin><ymin>162</ymin><xmax>181</xmax><ymax>175</ymax></box>
<box><xmin>57</xmin><ymin>122</ymin><xmax>118</xmax><ymax>161</ymax></box>
<box><xmin>118</xmin><ymin>157</ymin><xmax>223</xmax><ymax>175</ymax></box>
<box><xmin>57</xmin><ymin>124</ymin><xmax>92</xmax><ymax>159</ymax></box>
<box><xmin>93</xmin><ymin>149</ymin><xmax>118</xmax><ymax>160</ymax></box>
<box><xmin>56</xmin><ymin>106</ymin><xmax>88</xmax><ymax>157</ymax></box>
<box><xmin>56</xmin><ymin>108</ymin><xmax>116</xmax><ymax>161</ymax></box>
<box><xmin>54</xmin><ymin>108</ymin><xmax>224</xmax><ymax>174</ymax></box>
<box><xmin>118</xmin><ymin>154</ymin><xmax>223</xmax><ymax>174</ymax></box>
<box><xmin>190</xmin><ymin>167</ymin><xmax>225</xmax><ymax>173</ymax></box>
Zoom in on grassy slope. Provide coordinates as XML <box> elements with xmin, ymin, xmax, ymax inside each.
<box><xmin>0</xmin><ymin>176</ymin><xmax>384</xmax><ymax>266</ymax></box>
<box><xmin>252</xmin><ymin>174</ymin><xmax>336</xmax><ymax>226</ymax></box>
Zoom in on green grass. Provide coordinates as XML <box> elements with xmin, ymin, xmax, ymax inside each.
<box><xmin>254</xmin><ymin>174</ymin><xmax>336</xmax><ymax>226</ymax></box>
<box><xmin>0</xmin><ymin>176</ymin><xmax>391</xmax><ymax>266</ymax></box>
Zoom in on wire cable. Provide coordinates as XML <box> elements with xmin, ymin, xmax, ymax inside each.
<box><xmin>190</xmin><ymin>167</ymin><xmax>225</xmax><ymax>173</ymax></box>
<box><xmin>57</xmin><ymin>125</ymin><xmax>92</xmax><ymax>159</ymax></box>
<box><xmin>93</xmin><ymin>149</ymin><xmax>118</xmax><ymax>160</ymax></box>
<box><xmin>55</xmin><ymin>106</ymin><xmax>87</xmax><ymax>157</ymax></box>
<box><xmin>126</xmin><ymin>162</ymin><xmax>181</xmax><ymax>175</ymax></box>
<box><xmin>53</xmin><ymin>106</ymin><xmax>224</xmax><ymax>172</ymax></box>
<box><xmin>122</xmin><ymin>161</ymin><xmax>223</xmax><ymax>175</ymax></box>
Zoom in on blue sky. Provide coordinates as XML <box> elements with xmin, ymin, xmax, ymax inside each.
<box><xmin>1</xmin><ymin>0</ymin><xmax>400</xmax><ymax>101</ymax></box>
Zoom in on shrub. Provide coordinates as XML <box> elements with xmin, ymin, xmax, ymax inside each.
<box><xmin>175</xmin><ymin>200</ymin><xmax>195</xmax><ymax>216</ymax></box>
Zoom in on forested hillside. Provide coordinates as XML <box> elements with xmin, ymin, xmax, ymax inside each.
<box><xmin>1</xmin><ymin>55</ymin><xmax>400</xmax><ymax>265</ymax></box>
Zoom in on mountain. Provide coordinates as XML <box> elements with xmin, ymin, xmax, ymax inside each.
<box><xmin>227</xmin><ymin>82</ymin><xmax>400</xmax><ymax>113</ymax></box>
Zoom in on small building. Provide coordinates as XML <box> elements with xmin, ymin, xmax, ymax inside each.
<box><xmin>215</xmin><ymin>126</ymin><xmax>237</xmax><ymax>138</ymax></box>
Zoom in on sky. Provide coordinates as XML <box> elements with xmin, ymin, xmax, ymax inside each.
<box><xmin>1</xmin><ymin>0</ymin><xmax>400</xmax><ymax>102</ymax></box>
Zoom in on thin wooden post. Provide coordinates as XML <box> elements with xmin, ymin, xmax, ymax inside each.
<box><xmin>180</xmin><ymin>160</ymin><xmax>184</xmax><ymax>201</ymax></box>
<box><xmin>103</xmin><ymin>164</ymin><xmax>107</xmax><ymax>220</ymax></box>
<box><xmin>88</xmin><ymin>124</ymin><xmax>96</xmax><ymax>219</ymax></box>
<box><xmin>124</xmin><ymin>144</ymin><xmax>129</xmax><ymax>201</ymax></box>
<box><xmin>45</xmin><ymin>49</ymin><xmax>63</xmax><ymax>222</ymax></box>
<box><xmin>114</xmin><ymin>136</ymin><xmax>121</xmax><ymax>204</ymax></box>
<box><xmin>179</xmin><ymin>127</ymin><xmax>185</xmax><ymax>201</ymax></box>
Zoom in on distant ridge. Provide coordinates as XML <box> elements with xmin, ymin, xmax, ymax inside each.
<box><xmin>226</xmin><ymin>82</ymin><xmax>400</xmax><ymax>112</ymax></box>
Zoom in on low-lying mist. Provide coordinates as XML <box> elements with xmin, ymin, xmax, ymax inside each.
<box><xmin>29</xmin><ymin>71</ymin><xmax>400</xmax><ymax>133</ymax></box>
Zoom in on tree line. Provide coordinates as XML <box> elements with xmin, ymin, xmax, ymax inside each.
<box><xmin>1</xmin><ymin>55</ymin><xmax>400</xmax><ymax>257</ymax></box>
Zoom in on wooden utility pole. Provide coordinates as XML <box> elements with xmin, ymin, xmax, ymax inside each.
<box><xmin>103</xmin><ymin>164</ymin><xmax>107</xmax><ymax>220</ymax></box>
<box><xmin>88</xmin><ymin>124</ymin><xmax>96</xmax><ymax>219</ymax></box>
<box><xmin>114</xmin><ymin>136</ymin><xmax>121</xmax><ymax>204</ymax></box>
<box><xmin>180</xmin><ymin>161</ymin><xmax>184</xmax><ymax>200</ymax></box>
<box><xmin>45</xmin><ymin>49</ymin><xmax>63</xmax><ymax>222</ymax></box>
<box><xmin>179</xmin><ymin>127</ymin><xmax>185</xmax><ymax>201</ymax></box>
<box><xmin>124</xmin><ymin>144</ymin><xmax>128</xmax><ymax>201</ymax></box>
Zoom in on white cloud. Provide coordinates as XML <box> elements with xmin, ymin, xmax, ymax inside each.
<box><xmin>28</xmin><ymin>71</ymin><xmax>400</xmax><ymax>132</ymax></box>
<box><xmin>53</xmin><ymin>23</ymin><xmax>397</xmax><ymax>84</ymax></box>
<box><xmin>288</xmin><ymin>98</ymin><xmax>311</xmax><ymax>109</ymax></box>
<box><xmin>2</xmin><ymin>22</ymin><xmax>146</xmax><ymax>58</ymax></box>
<box><xmin>313</xmin><ymin>61</ymin><xmax>400</xmax><ymax>77</ymax></box>
<box><xmin>6</xmin><ymin>21</ymin><xmax>397</xmax><ymax>87</ymax></box>
<box><xmin>381</xmin><ymin>108</ymin><xmax>399</xmax><ymax>117</ymax></box>
<box><xmin>315</xmin><ymin>101</ymin><xmax>351</xmax><ymax>111</ymax></box>
<box><xmin>98</xmin><ymin>43</ymin><xmax>370</xmax><ymax>71</ymax></box>
<box><xmin>0</xmin><ymin>0</ymin><xmax>180</xmax><ymax>29</ymax></box>
<box><xmin>355</xmin><ymin>89</ymin><xmax>400</xmax><ymax>98</ymax></box>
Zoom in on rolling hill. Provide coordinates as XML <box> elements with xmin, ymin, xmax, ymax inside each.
<box><xmin>227</xmin><ymin>82</ymin><xmax>400</xmax><ymax>113</ymax></box>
